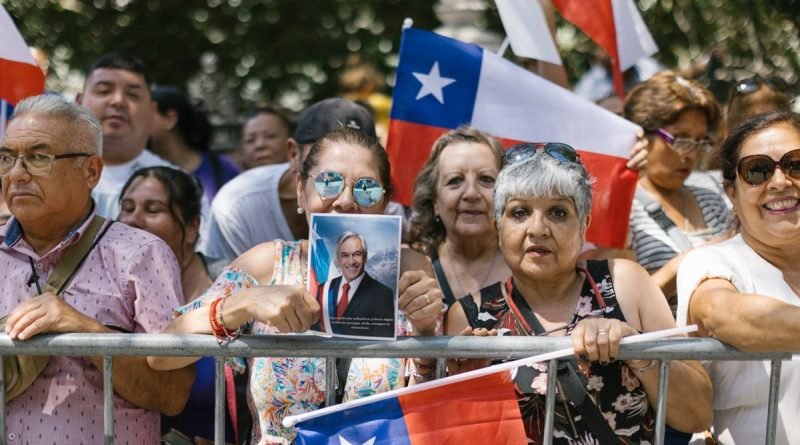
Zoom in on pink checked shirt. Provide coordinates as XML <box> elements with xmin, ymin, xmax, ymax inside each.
<box><xmin>0</xmin><ymin>210</ymin><xmax>184</xmax><ymax>445</ymax></box>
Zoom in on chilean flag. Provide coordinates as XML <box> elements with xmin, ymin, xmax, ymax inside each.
<box><xmin>308</xmin><ymin>220</ymin><xmax>333</xmax><ymax>296</ymax></box>
<box><xmin>553</xmin><ymin>0</ymin><xmax>658</xmax><ymax>97</ymax></box>
<box><xmin>386</xmin><ymin>28</ymin><xmax>641</xmax><ymax>248</ymax></box>
<box><xmin>294</xmin><ymin>372</ymin><xmax>526</xmax><ymax>444</ymax></box>
<box><xmin>0</xmin><ymin>5</ymin><xmax>46</xmax><ymax>140</ymax></box>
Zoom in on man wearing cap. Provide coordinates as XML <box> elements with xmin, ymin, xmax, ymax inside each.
<box><xmin>205</xmin><ymin>98</ymin><xmax>381</xmax><ymax>261</ymax></box>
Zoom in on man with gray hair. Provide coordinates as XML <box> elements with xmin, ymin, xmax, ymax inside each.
<box><xmin>315</xmin><ymin>231</ymin><xmax>394</xmax><ymax>337</ymax></box>
<box><xmin>0</xmin><ymin>94</ymin><xmax>193</xmax><ymax>444</ymax></box>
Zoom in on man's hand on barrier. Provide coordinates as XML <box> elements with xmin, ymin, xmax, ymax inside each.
<box><xmin>4</xmin><ymin>292</ymin><xmax>105</xmax><ymax>340</ymax></box>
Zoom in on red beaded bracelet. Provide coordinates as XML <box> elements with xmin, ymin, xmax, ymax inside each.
<box><xmin>209</xmin><ymin>297</ymin><xmax>240</xmax><ymax>343</ymax></box>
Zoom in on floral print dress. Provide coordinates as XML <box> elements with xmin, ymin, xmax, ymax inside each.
<box><xmin>177</xmin><ymin>240</ymin><xmax>405</xmax><ymax>444</ymax></box>
<box><xmin>459</xmin><ymin>260</ymin><xmax>655</xmax><ymax>445</ymax></box>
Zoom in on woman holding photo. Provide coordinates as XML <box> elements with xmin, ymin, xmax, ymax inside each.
<box><xmin>148</xmin><ymin>128</ymin><xmax>443</xmax><ymax>444</ymax></box>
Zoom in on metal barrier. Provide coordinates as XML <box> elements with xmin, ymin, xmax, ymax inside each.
<box><xmin>0</xmin><ymin>334</ymin><xmax>791</xmax><ymax>445</ymax></box>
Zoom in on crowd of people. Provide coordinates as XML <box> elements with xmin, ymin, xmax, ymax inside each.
<box><xmin>1</xmin><ymin>39</ymin><xmax>798</xmax><ymax>445</ymax></box>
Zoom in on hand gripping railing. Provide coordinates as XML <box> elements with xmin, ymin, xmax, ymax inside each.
<box><xmin>0</xmin><ymin>334</ymin><xmax>791</xmax><ymax>445</ymax></box>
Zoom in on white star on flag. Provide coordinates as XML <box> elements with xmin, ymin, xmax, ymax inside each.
<box><xmin>412</xmin><ymin>61</ymin><xmax>456</xmax><ymax>104</ymax></box>
<box><xmin>339</xmin><ymin>436</ymin><xmax>376</xmax><ymax>445</ymax></box>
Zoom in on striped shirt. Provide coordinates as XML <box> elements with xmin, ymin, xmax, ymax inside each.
<box><xmin>628</xmin><ymin>185</ymin><xmax>731</xmax><ymax>305</ymax></box>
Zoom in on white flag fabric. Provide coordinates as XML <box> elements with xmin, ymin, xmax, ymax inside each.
<box><xmin>612</xmin><ymin>0</ymin><xmax>658</xmax><ymax>70</ymax></box>
<box><xmin>387</xmin><ymin>28</ymin><xmax>642</xmax><ymax>247</ymax></box>
<box><xmin>496</xmin><ymin>0</ymin><xmax>563</xmax><ymax>65</ymax></box>
<box><xmin>1</xmin><ymin>5</ymin><xmax>45</xmax><ymax>140</ymax></box>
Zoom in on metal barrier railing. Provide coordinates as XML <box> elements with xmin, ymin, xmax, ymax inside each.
<box><xmin>0</xmin><ymin>334</ymin><xmax>791</xmax><ymax>445</ymax></box>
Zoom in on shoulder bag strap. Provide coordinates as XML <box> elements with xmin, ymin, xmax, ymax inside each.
<box><xmin>44</xmin><ymin>216</ymin><xmax>113</xmax><ymax>296</ymax></box>
<box><xmin>635</xmin><ymin>188</ymin><xmax>692</xmax><ymax>252</ymax></box>
<box><xmin>504</xmin><ymin>279</ymin><xmax>621</xmax><ymax>444</ymax></box>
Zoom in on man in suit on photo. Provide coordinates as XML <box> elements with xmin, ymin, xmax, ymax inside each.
<box><xmin>316</xmin><ymin>231</ymin><xmax>394</xmax><ymax>337</ymax></box>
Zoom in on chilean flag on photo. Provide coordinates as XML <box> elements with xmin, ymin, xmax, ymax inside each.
<box><xmin>0</xmin><ymin>5</ymin><xmax>45</xmax><ymax>140</ymax></box>
<box><xmin>386</xmin><ymin>27</ymin><xmax>642</xmax><ymax>248</ymax></box>
<box><xmin>294</xmin><ymin>371</ymin><xmax>526</xmax><ymax>445</ymax></box>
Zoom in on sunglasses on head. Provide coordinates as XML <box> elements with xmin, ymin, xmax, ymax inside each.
<box><xmin>653</xmin><ymin>128</ymin><xmax>714</xmax><ymax>155</ymax></box>
<box><xmin>503</xmin><ymin>143</ymin><xmax>580</xmax><ymax>168</ymax></box>
<box><xmin>734</xmin><ymin>77</ymin><xmax>790</xmax><ymax>96</ymax></box>
<box><xmin>314</xmin><ymin>170</ymin><xmax>385</xmax><ymax>207</ymax></box>
<box><xmin>737</xmin><ymin>149</ymin><xmax>800</xmax><ymax>186</ymax></box>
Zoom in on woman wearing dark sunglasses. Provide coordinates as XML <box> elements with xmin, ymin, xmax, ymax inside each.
<box><xmin>677</xmin><ymin>111</ymin><xmax>800</xmax><ymax>445</ymax></box>
<box><xmin>446</xmin><ymin>145</ymin><xmax>712</xmax><ymax>444</ymax></box>
<box><xmin>148</xmin><ymin>128</ymin><xmax>443</xmax><ymax>443</ymax></box>
<box><xmin>624</xmin><ymin>71</ymin><xmax>732</xmax><ymax>316</ymax></box>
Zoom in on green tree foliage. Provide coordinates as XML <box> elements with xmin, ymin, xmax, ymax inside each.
<box><xmin>5</xmin><ymin>0</ymin><xmax>438</xmax><ymax>109</ymax></box>
<box><xmin>5</xmin><ymin>0</ymin><xmax>799</xmax><ymax>111</ymax></box>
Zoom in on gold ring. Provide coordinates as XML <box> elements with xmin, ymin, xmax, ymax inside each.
<box><xmin>424</xmin><ymin>294</ymin><xmax>430</xmax><ymax>305</ymax></box>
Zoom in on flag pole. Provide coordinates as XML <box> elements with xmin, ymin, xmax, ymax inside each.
<box><xmin>0</xmin><ymin>101</ymin><xmax>7</xmax><ymax>141</ymax></box>
<box><xmin>283</xmin><ymin>325</ymin><xmax>697</xmax><ymax>428</ymax></box>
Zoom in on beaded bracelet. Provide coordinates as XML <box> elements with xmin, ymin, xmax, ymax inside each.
<box><xmin>627</xmin><ymin>359</ymin><xmax>658</xmax><ymax>373</ymax></box>
<box><xmin>209</xmin><ymin>297</ymin><xmax>241</xmax><ymax>343</ymax></box>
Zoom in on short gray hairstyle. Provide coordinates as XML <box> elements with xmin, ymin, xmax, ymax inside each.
<box><xmin>335</xmin><ymin>231</ymin><xmax>368</xmax><ymax>260</ymax></box>
<box><xmin>11</xmin><ymin>94</ymin><xmax>102</xmax><ymax>156</ymax></box>
<box><xmin>494</xmin><ymin>152</ymin><xmax>593</xmax><ymax>229</ymax></box>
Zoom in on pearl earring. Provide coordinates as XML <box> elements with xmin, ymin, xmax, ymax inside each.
<box><xmin>297</xmin><ymin>207</ymin><xmax>304</xmax><ymax>214</ymax></box>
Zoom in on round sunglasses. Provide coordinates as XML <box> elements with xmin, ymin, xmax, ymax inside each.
<box><xmin>737</xmin><ymin>149</ymin><xmax>800</xmax><ymax>186</ymax></box>
<box><xmin>503</xmin><ymin>142</ymin><xmax>580</xmax><ymax>168</ymax></box>
<box><xmin>314</xmin><ymin>170</ymin><xmax>385</xmax><ymax>207</ymax></box>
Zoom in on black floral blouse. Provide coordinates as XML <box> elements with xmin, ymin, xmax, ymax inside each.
<box><xmin>458</xmin><ymin>260</ymin><xmax>655</xmax><ymax>445</ymax></box>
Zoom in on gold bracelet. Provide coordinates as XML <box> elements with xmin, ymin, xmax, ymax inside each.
<box><xmin>627</xmin><ymin>359</ymin><xmax>658</xmax><ymax>373</ymax></box>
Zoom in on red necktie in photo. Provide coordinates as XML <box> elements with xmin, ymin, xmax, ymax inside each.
<box><xmin>337</xmin><ymin>283</ymin><xmax>350</xmax><ymax>318</ymax></box>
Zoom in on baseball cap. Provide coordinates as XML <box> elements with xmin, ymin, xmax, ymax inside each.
<box><xmin>294</xmin><ymin>98</ymin><xmax>377</xmax><ymax>144</ymax></box>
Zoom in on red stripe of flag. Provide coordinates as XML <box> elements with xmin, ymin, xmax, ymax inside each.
<box><xmin>0</xmin><ymin>57</ymin><xmax>45</xmax><ymax>106</ymax></box>
<box><xmin>553</xmin><ymin>0</ymin><xmax>624</xmax><ymax>97</ymax></box>
<box><xmin>387</xmin><ymin>119</ymin><xmax>451</xmax><ymax>206</ymax></box>
<box><xmin>399</xmin><ymin>372</ymin><xmax>527</xmax><ymax>444</ymax></box>
<box><xmin>388</xmin><ymin>120</ymin><xmax>637</xmax><ymax>247</ymax></box>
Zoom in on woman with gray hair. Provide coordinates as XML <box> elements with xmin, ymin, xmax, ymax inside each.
<box><xmin>446</xmin><ymin>143</ymin><xmax>712</xmax><ymax>444</ymax></box>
